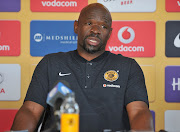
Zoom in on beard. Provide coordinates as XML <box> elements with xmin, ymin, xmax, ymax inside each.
<box><xmin>83</xmin><ymin>43</ymin><xmax>103</xmax><ymax>54</ymax></box>
<box><xmin>82</xmin><ymin>34</ymin><xmax>105</xmax><ymax>54</ymax></box>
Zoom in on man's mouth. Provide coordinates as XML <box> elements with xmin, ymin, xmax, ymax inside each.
<box><xmin>86</xmin><ymin>37</ymin><xmax>101</xmax><ymax>46</ymax></box>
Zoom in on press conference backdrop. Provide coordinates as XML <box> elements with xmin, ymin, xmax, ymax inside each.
<box><xmin>0</xmin><ymin>0</ymin><xmax>180</xmax><ymax>131</ymax></box>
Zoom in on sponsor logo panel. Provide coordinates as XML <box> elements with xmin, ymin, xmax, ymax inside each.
<box><xmin>0</xmin><ymin>109</ymin><xmax>18</xmax><ymax>131</ymax></box>
<box><xmin>30</xmin><ymin>20</ymin><xmax>77</xmax><ymax>56</ymax></box>
<box><xmin>165</xmin><ymin>66</ymin><xmax>180</xmax><ymax>102</ymax></box>
<box><xmin>98</xmin><ymin>0</ymin><xmax>156</xmax><ymax>12</ymax></box>
<box><xmin>0</xmin><ymin>0</ymin><xmax>20</xmax><ymax>12</ymax></box>
<box><xmin>165</xmin><ymin>21</ymin><xmax>180</xmax><ymax>57</ymax></box>
<box><xmin>106</xmin><ymin>21</ymin><xmax>155</xmax><ymax>57</ymax></box>
<box><xmin>0</xmin><ymin>64</ymin><xmax>21</xmax><ymax>101</ymax></box>
<box><xmin>165</xmin><ymin>110</ymin><xmax>180</xmax><ymax>131</ymax></box>
<box><xmin>166</xmin><ymin>0</ymin><xmax>180</xmax><ymax>12</ymax></box>
<box><xmin>31</xmin><ymin>0</ymin><xmax>88</xmax><ymax>12</ymax></box>
<box><xmin>0</xmin><ymin>20</ymin><xmax>21</xmax><ymax>56</ymax></box>
<box><xmin>141</xmin><ymin>65</ymin><xmax>156</xmax><ymax>102</ymax></box>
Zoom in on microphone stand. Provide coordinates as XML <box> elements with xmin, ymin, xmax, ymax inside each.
<box><xmin>43</xmin><ymin>98</ymin><xmax>63</xmax><ymax>132</ymax></box>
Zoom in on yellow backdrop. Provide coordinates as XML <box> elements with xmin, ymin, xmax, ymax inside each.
<box><xmin>0</xmin><ymin>0</ymin><xmax>180</xmax><ymax>131</ymax></box>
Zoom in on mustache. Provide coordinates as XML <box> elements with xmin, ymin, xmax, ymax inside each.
<box><xmin>85</xmin><ymin>33</ymin><xmax>101</xmax><ymax>41</ymax></box>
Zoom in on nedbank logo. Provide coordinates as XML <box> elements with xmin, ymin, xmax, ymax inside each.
<box><xmin>41</xmin><ymin>0</ymin><xmax>77</xmax><ymax>7</ymax></box>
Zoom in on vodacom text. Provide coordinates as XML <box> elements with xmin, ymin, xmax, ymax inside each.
<box><xmin>0</xmin><ymin>45</ymin><xmax>10</xmax><ymax>51</ymax></box>
<box><xmin>108</xmin><ymin>45</ymin><xmax>144</xmax><ymax>52</ymax></box>
<box><xmin>41</xmin><ymin>0</ymin><xmax>77</xmax><ymax>7</ymax></box>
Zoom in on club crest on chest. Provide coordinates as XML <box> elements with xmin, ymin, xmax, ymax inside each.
<box><xmin>104</xmin><ymin>70</ymin><xmax>119</xmax><ymax>82</ymax></box>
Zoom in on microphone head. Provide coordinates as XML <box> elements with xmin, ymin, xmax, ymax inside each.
<box><xmin>46</xmin><ymin>81</ymin><xmax>72</xmax><ymax>107</ymax></box>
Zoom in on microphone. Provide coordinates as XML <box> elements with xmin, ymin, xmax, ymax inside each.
<box><xmin>44</xmin><ymin>81</ymin><xmax>72</xmax><ymax>131</ymax></box>
<box><xmin>46</xmin><ymin>81</ymin><xmax>72</xmax><ymax>108</ymax></box>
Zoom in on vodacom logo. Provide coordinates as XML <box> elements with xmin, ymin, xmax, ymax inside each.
<box><xmin>108</xmin><ymin>25</ymin><xmax>144</xmax><ymax>53</ymax></box>
<box><xmin>118</xmin><ymin>26</ymin><xmax>135</xmax><ymax>44</ymax></box>
<box><xmin>41</xmin><ymin>0</ymin><xmax>77</xmax><ymax>7</ymax></box>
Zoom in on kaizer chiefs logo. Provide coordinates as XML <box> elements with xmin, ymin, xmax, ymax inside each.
<box><xmin>104</xmin><ymin>70</ymin><xmax>119</xmax><ymax>82</ymax></box>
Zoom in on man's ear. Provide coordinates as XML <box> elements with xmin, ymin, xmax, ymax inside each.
<box><xmin>74</xmin><ymin>20</ymin><xmax>78</xmax><ymax>34</ymax></box>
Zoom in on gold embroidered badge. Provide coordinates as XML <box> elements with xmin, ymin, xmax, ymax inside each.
<box><xmin>104</xmin><ymin>70</ymin><xmax>119</xmax><ymax>82</ymax></box>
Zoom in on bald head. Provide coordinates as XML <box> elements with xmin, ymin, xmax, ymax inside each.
<box><xmin>74</xmin><ymin>3</ymin><xmax>112</xmax><ymax>57</ymax></box>
<box><xmin>78</xmin><ymin>3</ymin><xmax>112</xmax><ymax>26</ymax></box>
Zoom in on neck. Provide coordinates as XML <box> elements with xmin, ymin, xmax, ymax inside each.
<box><xmin>77</xmin><ymin>48</ymin><xmax>105</xmax><ymax>61</ymax></box>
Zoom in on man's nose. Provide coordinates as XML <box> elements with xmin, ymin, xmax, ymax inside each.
<box><xmin>90</xmin><ymin>25</ymin><xmax>101</xmax><ymax>35</ymax></box>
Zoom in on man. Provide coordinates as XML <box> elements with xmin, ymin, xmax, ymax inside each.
<box><xmin>11</xmin><ymin>3</ymin><xmax>154</xmax><ymax>132</ymax></box>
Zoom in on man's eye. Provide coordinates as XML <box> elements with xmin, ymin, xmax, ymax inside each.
<box><xmin>86</xmin><ymin>22</ymin><xmax>91</xmax><ymax>25</ymax></box>
<box><xmin>102</xmin><ymin>25</ymin><xmax>107</xmax><ymax>29</ymax></box>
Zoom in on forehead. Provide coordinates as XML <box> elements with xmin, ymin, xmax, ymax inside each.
<box><xmin>79</xmin><ymin>6</ymin><xmax>112</xmax><ymax>24</ymax></box>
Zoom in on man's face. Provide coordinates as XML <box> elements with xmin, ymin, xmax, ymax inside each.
<box><xmin>74</xmin><ymin>6</ymin><xmax>112</xmax><ymax>54</ymax></box>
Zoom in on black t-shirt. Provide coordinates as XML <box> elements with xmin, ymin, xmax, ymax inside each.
<box><xmin>25</xmin><ymin>50</ymin><xmax>149</xmax><ymax>132</ymax></box>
